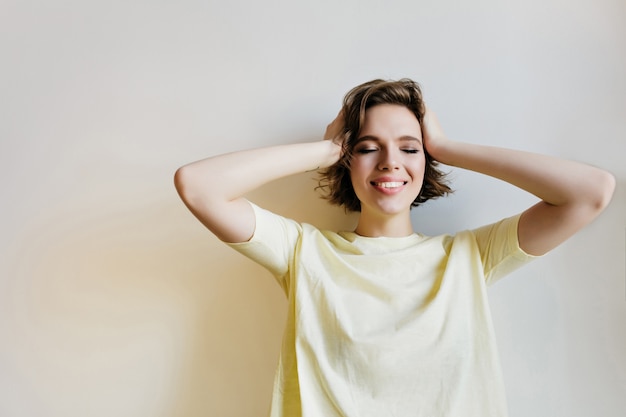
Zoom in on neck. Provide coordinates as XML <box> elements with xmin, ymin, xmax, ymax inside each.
<box><xmin>354</xmin><ymin>210</ymin><xmax>414</xmax><ymax>237</ymax></box>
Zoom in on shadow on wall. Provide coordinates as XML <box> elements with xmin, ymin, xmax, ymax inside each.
<box><xmin>3</xmin><ymin>172</ymin><xmax>353</xmax><ymax>417</ymax></box>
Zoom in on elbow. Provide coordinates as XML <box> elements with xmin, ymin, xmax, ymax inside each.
<box><xmin>589</xmin><ymin>169</ymin><xmax>616</xmax><ymax>214</ymax></box>
<box><xmin>173</xmin><ymin>166</ymin><xmax>185</xmax><ymax>196</ymax></box>
<box><xmin>174</xmin><ymin>164</ymin><xmax>219</xmax><ymax>212</ymax></box>
<box><xmin>174</xmin><ymin>165</ymin><xmax>195</xmax><ymax>205</ymax></box>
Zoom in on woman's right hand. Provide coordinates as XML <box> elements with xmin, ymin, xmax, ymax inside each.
<box><xmin>324</xmin><ymin>110</ymin><xmax>346</xmax><ymax>146</ymax></box>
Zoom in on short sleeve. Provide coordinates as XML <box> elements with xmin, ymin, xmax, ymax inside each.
<box><xmin>227</xmin><ymin>202</ymin><xmax>302</xmax><ymax>292</ymax></box>
<box><xmin>471</xmin><ymin>214</ymin><xmax>539</xmax><ymax>285</ymax></box>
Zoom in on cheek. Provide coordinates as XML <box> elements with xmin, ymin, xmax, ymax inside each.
<box><xmin>348</xmin><ymin>164</ymin><xmax>369</xmax><ymax>197</ymax></box>
<box><xmin>411</xmin><ymin>157</ymin><xmax>426</xmax><ymax>177</ymax></box>
<box><xmin>349</xmin><ymin>169</ymin><xmax>363</xmax><ymax>192</ymax></box>
<box><xmin>348</xmin><ymin>158</ymin><xmax>368</xmax><ymax>181</ymax></box>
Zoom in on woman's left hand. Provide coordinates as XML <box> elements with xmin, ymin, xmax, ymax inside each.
<box><xmin>421</xmin><ymin>106</ymin><xmax>450</xmax><ymax>162</ymax></box>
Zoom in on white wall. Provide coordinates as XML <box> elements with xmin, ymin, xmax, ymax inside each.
<box><xmin>1</xmin><ymin>0</ymin><xmax>624</xmax><ymax>416</ymax></box>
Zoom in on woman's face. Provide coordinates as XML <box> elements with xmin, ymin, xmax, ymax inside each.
<box><xmin>349</xmin><ymin>104</ymin><xmax>426</xmax><ymax>219</ymax></box>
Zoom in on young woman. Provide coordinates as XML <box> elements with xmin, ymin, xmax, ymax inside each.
<box><xmin>174</xmin><ymin>79</ymin><xmax>615</xmax><ymax>417</ymax></box>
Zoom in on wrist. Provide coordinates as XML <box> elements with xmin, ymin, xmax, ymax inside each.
<box><xmin>426</xmin><ymin>137</ymin><xmax>452</xmax><ymax>164</ymax></box>
<box><xmin>323</xmin><ymin>139</ymin><xmax>342</xmax><ymax>167</ymax></box>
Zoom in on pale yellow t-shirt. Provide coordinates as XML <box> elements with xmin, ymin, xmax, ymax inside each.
<box><xmin>229</xmin><ymin>203</ymin><xmax>536</xmax><ymax>417</ymax></box>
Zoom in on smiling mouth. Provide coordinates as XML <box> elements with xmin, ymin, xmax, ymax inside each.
<box><xmin>371</xmin><ymin>181</ymin><xmax>407</xmax><ymax>188</ymax></box>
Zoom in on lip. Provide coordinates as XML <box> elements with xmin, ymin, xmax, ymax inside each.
<box><xmin>369</xmin><ymin>176</ymin><xmax>408</xmax><ymax>194</ymax></box>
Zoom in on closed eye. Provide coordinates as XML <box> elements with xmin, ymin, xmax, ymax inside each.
<box><xmin>402</xmin><ymin>149</ymin><xmax>420</xmax><ymax>154</ymax></box>
<box><xmin>356</xmin><ymin>148</ymin><xmax>377</xmax><ymax>154</ymax></box>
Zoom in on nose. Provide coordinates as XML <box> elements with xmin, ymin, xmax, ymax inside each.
<box><xmin>377</xmin><ymin>148</ymin><xmax>400</xmax><ymax>171</ymax></box>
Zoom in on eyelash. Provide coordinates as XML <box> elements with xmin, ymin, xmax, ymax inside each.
<box><xmin>356</xmin><ymin>148</ymin><xmax>420</xmax><ymax>154</ymax></box>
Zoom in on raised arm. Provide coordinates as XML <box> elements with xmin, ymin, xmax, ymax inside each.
<box><xmin>422</xmin><ymin>108</ymin><xmax>615</xmax><ymax>256</ymax></box>
<box><xmin>174</xmin><ymin>115</ymin><xmax>343</xmax><ymax>243</ymax></box>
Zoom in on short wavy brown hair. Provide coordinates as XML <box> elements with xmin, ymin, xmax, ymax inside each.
<box><xmin>318</xmin><ymin>78</ymin><xmax>452</xmax><ymax>212</ymax></box>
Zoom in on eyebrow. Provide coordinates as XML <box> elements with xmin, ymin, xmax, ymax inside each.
<box><xmin>355</xmin><ymin>135</ymin><xmax>423</xmax><ymax>145</ymax></box>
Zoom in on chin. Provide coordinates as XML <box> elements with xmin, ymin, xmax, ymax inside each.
<box><xmin>369</xmin><ymin>203</ymin><xmax>412</xmax><ymax>217</ymax></box>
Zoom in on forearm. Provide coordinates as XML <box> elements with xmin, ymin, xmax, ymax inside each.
<box><xmin>430</xmin><ymin>139</ymin><xmax>614</xmax><ymax>209</ymax></box>
<box><xmin>175</xmin><ymin>140</ymin><xmax>341</xmax><ymax>206</ymax></box>
<box><xmin>174</xmin><ymin>139</ymin><xmax>341</xmax><ymax>242</ymax></box>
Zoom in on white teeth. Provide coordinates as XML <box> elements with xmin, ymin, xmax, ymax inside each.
<box><xmin>374</xmin><ymin>182</ymin><xmax>404</xmax><ymax>188</ymax></box>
